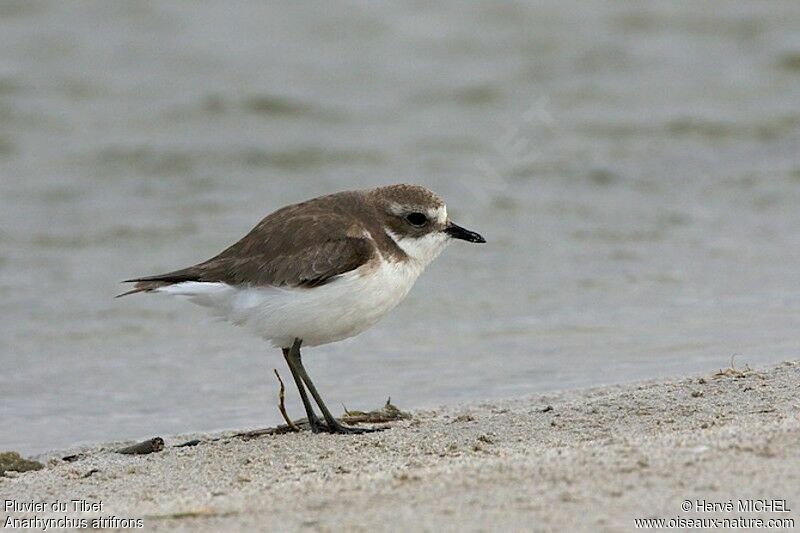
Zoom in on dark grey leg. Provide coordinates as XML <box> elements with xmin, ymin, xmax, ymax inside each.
<box><xmin>285</xmin><ymin>338</ymin><xmax>380</xmax><ymax>435</ymax></box>
<box><xmin>282</xmin><ymin>340</ymin><xmax>324</xmax><ymax>432</ymax></box>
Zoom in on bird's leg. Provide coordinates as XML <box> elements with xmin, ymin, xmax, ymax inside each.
<box><xmin>282</xmin><ymin>340</ymin><xmax>324</xmax><ymax>432</ymax></box>
<box><xmin>286</xmin><ymin>339</ymin><xmax>380</xmax><ymax>435</ymax></box>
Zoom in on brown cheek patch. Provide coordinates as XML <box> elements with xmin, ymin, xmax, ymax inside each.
<box><xmin>384</xmin><ymin>217</ymin><xmax>408</xmax><ymax>237</ymax></box>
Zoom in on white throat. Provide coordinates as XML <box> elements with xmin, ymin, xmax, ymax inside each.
<box><xmin>385</xmin><ymin>229</ymin><xmax>451</xmax><ymax>267</ymax></box>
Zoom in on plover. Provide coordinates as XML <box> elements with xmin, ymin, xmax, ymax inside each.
<box><xmin>120</xmin><ymin>184</ymin><xmax>485</xmax><ymax>434</ymax></box>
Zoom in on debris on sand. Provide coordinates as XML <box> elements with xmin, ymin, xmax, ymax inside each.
<box><xmin>117</xmin><ymin>437</ymin><xmax>165</xmax><ymax>455</ymax></box>
<box><xmin>0</xmin><ymin>451</ymin><xmax>44</xmax><ymax>477</ymax></box>
<box><xmin>713</xmin><ymin>355</ymin><xmax>755</xmax><ymax>380</ymax></box>
<box><xmin>341</xmin><ymin>398</ymin><xmax>412</xmax><ymax>425</ymax></box>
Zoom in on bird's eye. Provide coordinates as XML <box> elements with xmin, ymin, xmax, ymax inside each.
<box><xmin>405</xmin><ymin>212</ymin><xmax>428</xmax><ymax>227</ymax></box>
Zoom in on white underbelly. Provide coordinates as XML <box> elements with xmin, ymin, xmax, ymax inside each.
<box><xmin>155</xmin><ymin>258</ymin><xmax>424</xmax><ymax>348</ymax></box>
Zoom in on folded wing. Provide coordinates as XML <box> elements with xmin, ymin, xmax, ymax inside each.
<box><xmin>119</xmin><ymin>207</ymin><xmax>376</xmax><ymax>296</ymax></box>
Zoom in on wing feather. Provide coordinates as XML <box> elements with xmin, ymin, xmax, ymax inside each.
<box><xmin>120</xmin><ymin>196</ymin><xmax>377</xmax><ymax>296</ymax></box>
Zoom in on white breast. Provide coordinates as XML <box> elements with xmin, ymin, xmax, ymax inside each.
<box><xmin>155</xmin><ymin>256</ymin><xmax>426</xmax><ymax>348</ymax></box>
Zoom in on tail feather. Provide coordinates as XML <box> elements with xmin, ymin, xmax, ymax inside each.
<box><xmin>117</xmin><ymin>269</ymin><xmax>201</xmax><ymax>298</ymax></box>
<box><xmin>116</xmin><ymin>280</ymin><xmax>172</xmax><ymax>298</ymax></box>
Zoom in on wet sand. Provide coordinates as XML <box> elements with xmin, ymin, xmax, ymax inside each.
<box><xmin>2</xmin><ymin>361</ymin><xmax>799</xmax><ymax>531</ymax></box>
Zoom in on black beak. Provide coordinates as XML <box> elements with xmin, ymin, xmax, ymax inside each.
<box><xmin>445</xmin><ymin>222</ymin><xmax>486</xmax><ymax>243</ymax></box>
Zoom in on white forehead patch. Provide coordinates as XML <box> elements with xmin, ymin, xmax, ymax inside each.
<box><xmin>432</xmin><ymin>205</ymin><xmax>447</xmax><ymax>225</ymax></box>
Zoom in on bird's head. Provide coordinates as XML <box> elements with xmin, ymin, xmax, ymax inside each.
<box><xmin>367</xmin><ymin>184</ymin><xmax>485</xmax><ymax>266</ymax></box>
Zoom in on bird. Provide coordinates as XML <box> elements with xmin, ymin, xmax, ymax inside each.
<box><xmin>119</xmin><ymin>184</ymin><xmax>485</xmax><ymax>434</ymax></box>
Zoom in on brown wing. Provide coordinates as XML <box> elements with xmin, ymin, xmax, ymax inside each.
<box><xmin>120</xmin><ymin>197</ymin><xmax>377</xmax><ymax>295</ymax></box>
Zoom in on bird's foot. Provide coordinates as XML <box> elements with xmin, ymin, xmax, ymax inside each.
<box><xmin>307</xmin><ymin>415</ymin><xmax>327</xmax><ymax>434</ymax></box>
<box><xmin>319</xmin><ymin>420</ymin><xmax>384</xmax><ymax>434</ymax></box>
<box><xmin>329</xmin><ymin>424</ymin><xmax>383</xmax><ymax>435</ymax></box>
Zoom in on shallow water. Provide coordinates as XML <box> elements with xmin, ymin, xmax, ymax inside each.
<box><xmin>2</xmin><ymin>1</ymin><xmax>800</xmax><ymax>454</ymax></box>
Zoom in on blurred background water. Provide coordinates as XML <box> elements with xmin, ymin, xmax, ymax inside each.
<box><xmin>2</xmin><ymin>1</ymin><xmax>800</xmax><ymax>454</ymax></box>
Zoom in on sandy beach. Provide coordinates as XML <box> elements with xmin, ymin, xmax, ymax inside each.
<box><xmin>2</xmin><ymin>361</ymin><xmax>798</xmax><ymax>531</ymax></box>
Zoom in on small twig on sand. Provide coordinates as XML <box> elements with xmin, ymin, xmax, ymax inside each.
<box><xmin>274</xmin><ymin>369</ymin><xmax>300</xmax><ymax>432</ymax></box>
